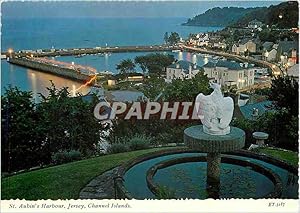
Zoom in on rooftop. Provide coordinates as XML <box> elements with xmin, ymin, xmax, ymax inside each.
<box><xmin>168</xmin><ymin>60</ymin><xmax>202</xmax><ymax>71</ymax></box>
<box><xmin>262</xmin><ymin>42</ymin><xmax>274</xmax><ymax>51</ymax></box>
<box><xmin>240</xmin><ymin>101</ymin><xmax>273</xmax><ymax>120</ymax></box>
<box><xmin>278</xmin><ymin>40</ymin><xmax>299</xmax><ymax>54</ymax></box>
<box><xmin>203</xmin><ymin>60</ymin><xmax>255</xmax><ymax>70</ymax></box>
<box><xmin>287</xmin><ymin>64</ymin><xmax>299</xmax><ymax>78</ymax></box>
<box><xmin>249</xmin><ymin>19</ymin><xmax>263</xmax><ymax>24</ymax></box>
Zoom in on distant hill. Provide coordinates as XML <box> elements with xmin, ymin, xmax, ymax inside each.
<box><xmin>232</xmin><ymin>1</ymin><xmax>299</xmax><ymax>28</ymax></box>
<box><xmin>182</xmin><ymin>7</ymin><xmax>264</xmax><ymax>27</ymax></box>
<box><xmin>183</xmin><ymin>1</ymin><xmax>298</xmax><ymax>29</ymax></box>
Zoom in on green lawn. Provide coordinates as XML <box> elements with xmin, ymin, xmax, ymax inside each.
<box><xmin>1</xmin><ymin>148</ymin><xmax>169</xmax><ymax>200</ymax></box>
<box><xmin>2</xmin><ymin>147</ymin><xmax>298</xmax><ymax>200</ymax></box>
<box><xmin>256</xmin><ymin>147</ymin><xmax>299</xmax><ymax>167</ymax></box>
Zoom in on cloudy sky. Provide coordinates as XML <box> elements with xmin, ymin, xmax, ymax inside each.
<box><xmin>2</xmin><ymin>1</ymin><xmax>283</xmax><ymax>18</ymax></box>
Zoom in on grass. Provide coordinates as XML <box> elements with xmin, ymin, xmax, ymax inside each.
<box><xmin>1</xmin><ymin>148</ymin><xmax>169</xmax><ymax>200</ymax></box>
<box><xmin>2</xmin><ymin>146</ymin><xmax>298</xmax><ymax>200</ymax></box>
<box><xmin>256</xmin><ymin>147</ymin><xmax>299</xmax><ymax>167</ymax></box>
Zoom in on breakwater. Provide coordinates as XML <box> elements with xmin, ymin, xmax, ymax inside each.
<box><xmin>7</xmin><ymin>57</ymin><xmax>93</xmax><ymax>83</ymax></box>
<box><xmin>3</xmin><ymin>45</ymin><xmax>180</xmax><ymax>58</ymax></box>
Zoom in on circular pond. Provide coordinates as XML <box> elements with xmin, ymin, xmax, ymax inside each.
<box><xmin>118</xmin><ymin>149</ymin><xmax>298</xmax><ymax>199</ymax></box>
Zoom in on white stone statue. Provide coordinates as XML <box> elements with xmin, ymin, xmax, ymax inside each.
<box><xmin>195</xmin><ymin>83</ymin><xmax>234</xmax><ymax>135</ymax></box>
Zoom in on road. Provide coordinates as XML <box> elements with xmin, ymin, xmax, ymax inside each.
<box><xmin>181</xmin><ymin>45</ymin><xmax>282</xmax><ymax>76</ymax></box>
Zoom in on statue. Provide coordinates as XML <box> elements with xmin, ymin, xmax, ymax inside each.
<box><xmin>195</xmin><ymin>83</ymin><xmax>234</xmax><ymax>135</ymax></box>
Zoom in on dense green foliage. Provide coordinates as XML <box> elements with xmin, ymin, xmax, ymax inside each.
<box><xmin>268</xmin><ymin>75</ymin><xmax>298</xmax><ymax>116</ymax></box>
<box><xmin>183</xmin><ymin>7</ymin><xmax>262</xmax><ymax>27</ymax></box>
<box><xmin>134</xmin><ymin>53</ymin><xmax>175</xmax><ymax>75</ymax></box>
<box><xmin>51</xmin><ymin>150</ymin><xmax>82</xmax><ymax>165</ymax></box>
<box><xmin>107</xmin><ymin>134</ymin><xmax>151</xmax><ymax>153</ymax></box>
<box><xmin>232</xmin><ymin>75</ymin><xmax>299</xmax><ymax>151</ymax></box>
<box><xmin>232</xmin><ymin>1</ymin><xmax>298</xmax><ymax>28</ymax></box>
<box><xmin>258</xmin><ymin>28</ymin><xmax>298</xmax><ymax>43</ymax></box>
<box><xmin>116</xmin><ymin>59</ymin><xmax>135</xmax><ymax>76</ymax></box>
<box><xmin>167</xmin><ymin>32</ymin><xmax>181</xmax><ymax>45</ymax></box>
<box><xmin>107</xmin><ymin>143</ymin><xmax>130</xmax><ymax>154</ymax></box>
<box><xmin>184</xmin><ymin>2</ymin><xmax>298</xmax><ymax>29</ymax></box>
<box><xmin>128</xmin><ymin>134</ymin><xmax>152</xmax><ymax>150</ymax></box>
<box><xmin>108</xmin><ymin>72</ymin><xmax>211</xmax><ymax>146</ymax></box>
<box><xmin>1</xmin><ymin>84</ymin><xmax>104</xmax><ymax>172</ymax></box>
<box><xmin>1</xmin><ymin>148</ymin><xmax>171</xmax><ymax>199</ymax></box>
<box><xmin>1</xmin><ymin>87</ymin><xmax>41</xmax><ymax>172</ymax></box>
<box><xmin>163</xmin><ymin>72</ymin><xmax>211</xmax><ymax>101</ymax></box>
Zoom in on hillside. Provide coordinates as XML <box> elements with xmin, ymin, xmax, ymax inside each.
<box><xmin>182</xmin><ymin>7</ymin><xmax>264</xmax><ymax>27</ymax></box>
<box><xmin>183</xmin><ymin>1</ymin><xmax>299</xmax><ymax>29</ymax></box>
<box><xmin>232</xmin><ymin>1</ymin><xmax>299</xmax><ymax>28</ymax></box>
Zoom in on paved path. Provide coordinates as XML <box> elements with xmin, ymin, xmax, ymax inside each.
<box><xmin>79</xmin><ymin>167</ymin><xmax>119</xmax><ymax>199</ymax></box>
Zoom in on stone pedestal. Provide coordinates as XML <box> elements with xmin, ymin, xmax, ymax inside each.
<box><xmin>184</xmin><ymin>125</ymin><xmax>245</xmax><ymax>198</ymax></box>
<box><xmin>253</xmin><ymin>132</ymin><xmax>269</xmax><ymax>147</ymax></box>
<box><xmin>207</xmin><ymin>152</ymin><xmax>221</xmax><ymax>185</ymax></box>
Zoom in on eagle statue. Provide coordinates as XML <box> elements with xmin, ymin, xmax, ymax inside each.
<box><xmin>195</xmin><ymin>83</ymin><xmax>234</xmax><ymax>135</ymax></box>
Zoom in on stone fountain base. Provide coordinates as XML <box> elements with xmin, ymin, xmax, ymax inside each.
<box><xmin>184</xmin><ymin>125</ymin><xmax>245</xmax><ymax>198</ymax></box>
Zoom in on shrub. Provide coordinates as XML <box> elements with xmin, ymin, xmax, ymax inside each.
<box><xmin>51</xmin><ymin>150</ymin><xmax>82</xmax><ymax>165</ymax></box>
<box><xmin>128</xmin><ymin>134</ymin><xmax>152</xmax><ymax>150</ymax></box>
<box><xmin>107</xmin><ymin>143</ymin><xmax>130</xmax><ymax>154</ymax></box>
<box><xmin>68</xmin><ymin>150</ymin><xmax>82</xmax><ymax>161</ymax></box>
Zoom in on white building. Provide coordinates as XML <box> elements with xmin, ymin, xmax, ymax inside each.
<box><xmin>264</xmin><ymin>49</ymin><xmax>277</xmax><ymax>62</ymax></box>
<box><xmin>166</xmin><ymin>60</ymin><xmax>202</xmax><ymax>82</ymax></box>
<box><xmin>188</xmin><ymin>33</ymin><xmax>209</xmax><ymax>47</ymax></box>
<box><xmin>232</xmin><ymin>39</ymin><xmax>257</xmax><ymax>55</ymax></box>
<box><xmin>203</xmin><ymin>60</ymin><xmax>256</xmax><ymax>89</ymax></box>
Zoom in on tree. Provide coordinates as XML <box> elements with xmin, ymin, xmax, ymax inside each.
<box><xmin>139</xmin><ymin>77</ymin><xmax>166</xmax><ymax>100</ymax></box>
<box><xmin>135</xmin><ymin>53</ymin><xmax>175</xmax><ymax>75</ymax></box>
<box><xmin>1</xmin><ymin>86</ymin><xmax>42</xmax><ymax>172</ymax></box>
<box><xmin>134</xmin><ymin>56</ymin><xmax>148</xmax><ymax>74</ymax></box>
<box><xmin>36</xmin><ymin>83</ymin><xmax>104</xmax><ymax>157</ymax></box>
<box><xmin>164</xmin><ymin>72</ymin><xmax>211</xmax><ymax>101</ymax></box>
<box><xmin>268</xmin><ymin>75</ymin><xmax>298</xmax><ymax>116</ymax></box>
<box><xmin>164</xmin><ymin>32</ymin><xmax>169</xmax><ymax>44</ymax></box>
<box><xmin>116</xmin><ymin>59</ymin><xmax>135</xmax><ymax>76</ymax></box>
<box><xmin>168</xmin><ymin>32</ymin><xmax>180</xmax><ymax>45</ymax></box>
<box><xmin>108</xmin><ymin>72</ymin><xmax>211</xmax><ymax>147</ymax></box>
<box><xmin>233</xmin><ymin>75</ymin><xmax>299</xmax><ymax>151</ymax></box>
<box><xmin>1</xmin><ymin>83</ymin><xmax>106</xmax><ymax>172</ymax></box>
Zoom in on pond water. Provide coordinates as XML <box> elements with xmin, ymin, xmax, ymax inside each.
<box><xmin>123</xmin><ymin>152</ymin><xmax>298</xmax><ymax>199</ymax></box>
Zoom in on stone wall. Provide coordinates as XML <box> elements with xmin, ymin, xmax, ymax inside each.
<box><xmin>8</xmin><ymin>57</ymin><xmax>92</xmax><ymax>83</ymax></box>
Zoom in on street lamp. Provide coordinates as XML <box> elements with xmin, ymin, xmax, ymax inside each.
<box><xmin>279</xmin><ymin>14</ymin><xmax>283</xmax><ymax>19</ymax></box>
<box><xmin>7</xmin><ymin>48</ymin><xmax>13</xmax><ymax>58</ymax></box>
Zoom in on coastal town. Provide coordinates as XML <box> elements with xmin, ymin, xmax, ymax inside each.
<box><xmin>1</xmin><ymin>1</ymin><xmax>299</xmax><ymax>208</ymax></box>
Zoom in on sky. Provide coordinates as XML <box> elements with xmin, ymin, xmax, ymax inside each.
<box><xmin>2</xmin><ymin>0</ymin><xmax>284</xmax><ymax>18</ymax></box>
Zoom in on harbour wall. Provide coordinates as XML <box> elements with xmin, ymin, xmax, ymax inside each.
<box><xmin>3</xmin><ymin>45</ymin><xmax>179</xmax><ymax>58</ymax></box>
<box><xmin>8</xmin><ymin>57</ymin><xmax>92</xmax><ymax>83</ymax></box>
